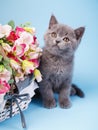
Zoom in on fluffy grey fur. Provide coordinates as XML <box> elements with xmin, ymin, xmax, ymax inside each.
<box><xmin>38</xmin><ymin>15</ymin><xmax>85</xmax><ymax>109</ymax></box>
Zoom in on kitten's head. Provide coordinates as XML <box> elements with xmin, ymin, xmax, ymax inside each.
<box><xmin>44</xmin><ymin>15</ymin><xmax>85</xmax><ymax>57</ymax></box>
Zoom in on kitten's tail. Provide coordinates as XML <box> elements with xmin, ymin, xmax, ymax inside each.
<box><xmin>71</xmin><ymin>84</ymin><xmax>85</xmax><ymax>98</ymax></box>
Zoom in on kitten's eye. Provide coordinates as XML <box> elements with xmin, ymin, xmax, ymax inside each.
<box><xmin>51</xmin><ymin>32</ymin><xmax>57</xmax><ymax>38</ymax></box>
<box><xmin>63</xmin><ymin>37</ymin><xmax>69</xmax><ymax>42</ymax></box>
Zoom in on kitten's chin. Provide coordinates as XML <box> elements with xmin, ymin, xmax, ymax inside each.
<box><xmin>45</xmin><ymin>46</ymin><xmax>60</xmax><ymax>56</ymax></box>
<box><xmin>58</xmin><ymin>47</ymin><xmax>74</xmax><ymax>58</ymax></box>
<box><xmin>56</xmin><ymin>45</ymin><xmax>70</xmax><ymax>53</ymax></box>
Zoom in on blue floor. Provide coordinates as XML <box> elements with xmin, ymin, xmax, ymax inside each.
<box><xmin>0</xmin><ymin>85</ymin><xmax>98</xmax><ymax>130</ymax></box>
<box><xmin>0</xmin><ymin>0</ymin><xmax>98</xmax><ymax>130</ymax></box>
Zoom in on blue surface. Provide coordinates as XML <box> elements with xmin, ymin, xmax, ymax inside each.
<box><xmin>0</xmin><ymin>0</ymin><xmax>98</xmax><ymax>130</ymax></box>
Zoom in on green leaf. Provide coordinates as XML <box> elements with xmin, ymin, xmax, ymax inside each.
<box><xmin>20</xmin><ymin>22</ymin><xmax>31</xmax><ymax>27</ymax></box>
<box><xmin>8</xmin><ymin>20</ymin><xmax>15</xmax><ymax>29</ymax></box>
<box><xmin>8</xmin><ymin>79</ymin><xmax>14</xmax><ymax>84</ymax></box>
<box><xmin>12</xmin><ymin>69</ymin><xmax>17</xmax><ymax>76</ymax></box>
<box><xmin>5</xmin><ymin>65</ymin><xmax>12</xmax><ymax>74</ymax></box>
<box><xmin>0</xmin><ymin>65</ymin><xmax>4</xmax><ymax>72</ymax></box>
<box><xmin>3</xmin><ymin>58</ymin><xmax>10</xmax><ymax>66</ymax></box>
<box><xmin>0</xmin><ymin>40</ymin><xmax>3</xmax><ymax>43</ymax></box>
<box><xmin>0</xmin><ymin>55</ymin><xmax>3</xmax><ymax>61</ymax></box>
<box><xmin>25</xmin><ymin>22</ymin><xmax>31</xmax><ymax>27</ymax></box>
<box><xmin>2</xmin><ymin>59</ymin><xmax>12</xmax><ymax>74</ymax></box>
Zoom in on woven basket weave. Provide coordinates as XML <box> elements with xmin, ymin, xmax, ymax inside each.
<box><xmin>0</xmin><ymin>79</ymin><xmax>38</xmax><ymax>128</ymax></box>
<box><xmin>0</xmin><ymin>96</ymin><xmax>31</xmax><ymax>122</ymax></box>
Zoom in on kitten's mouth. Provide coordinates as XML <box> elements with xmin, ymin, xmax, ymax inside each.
<box><xmin>53</xmin><ymin>42</ymin><xmax>61</xmax><ymax>48</ymax></box>
<box><xmin>52</xmin><ymin>43</ymin><xmax>71</xmax><ymax>53</ymax></box>
<box><xmin>53</xmin><ymin>44</ymin><xmax>61</xmax><ymax>50</ymax></box>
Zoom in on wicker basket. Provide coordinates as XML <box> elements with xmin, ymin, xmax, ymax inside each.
<box><xmin>0</xmin><ymin>77</ymin><xmax>39</xmax><ymax>128</ymax></box>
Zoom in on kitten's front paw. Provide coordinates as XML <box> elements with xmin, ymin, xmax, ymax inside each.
<box><xmin>43</xmin><ymin>99</ymin><xmax>56</xmax><ymax>109</ymax></box>
<box><xmin>59</xmin><ymin>98</ymin><xmax>72</xmax><ymax>109</ymax></box>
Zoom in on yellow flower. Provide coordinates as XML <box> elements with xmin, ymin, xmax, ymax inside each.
<box><xmin>23</xmin><ymin>27</ymin><xmax>35</xmax><ymax>34</ymax></box>
<box><xmin>22</xmin><ymin>60</ymin><xmax>34</xmax><ymax>74</ymax></box>
<box><xmin>34</xmin><ymin>69</ymin><xmax>42</xmax><ymax>82</ymax></box>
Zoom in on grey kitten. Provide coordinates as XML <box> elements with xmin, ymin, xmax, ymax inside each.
<box><xmin>38</xmin><ymin>15</ymin><xmax>85</xmax><ymax>109</ymax></box>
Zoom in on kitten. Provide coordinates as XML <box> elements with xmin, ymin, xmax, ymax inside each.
<box><xmin>38</xmin><ymin>15</ymin><xmax>85</xmax><ymax>109</ymax></box>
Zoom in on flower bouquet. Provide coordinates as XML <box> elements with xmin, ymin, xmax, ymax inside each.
<box><xmin>0</xmin><ymin>21</ymin><xmax>42</xmax><ymax>128</ymax></box>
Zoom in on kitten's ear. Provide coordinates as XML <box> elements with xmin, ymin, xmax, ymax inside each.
<box><xmin>49</xmin><ymin>15</ymin><xmax>58</xmax><ymax>29</ymax></box>
<box><xmin>74</xmin><ymin>27</ymin><xmax>85</xmax><ymax>40</ymax></box>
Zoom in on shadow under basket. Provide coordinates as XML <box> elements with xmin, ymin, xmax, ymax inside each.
<box><xmin>0</xmin><ymin>75</ymin><xmax>39</xmax><ymax>128</ymax></box>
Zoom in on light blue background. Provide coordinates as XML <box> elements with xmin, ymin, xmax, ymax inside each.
<box><xmin>0</xmin><ymin>0</ymin><xmax>98</xmax><ymax>130</ymax></box>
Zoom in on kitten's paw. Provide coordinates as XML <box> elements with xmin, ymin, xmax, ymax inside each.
<box><xmin>59</xmin><ymin>98</ymin><xmax>72</xmax><ymax>109</ymax></box>
<box><xmin>43</xmin><ymin>99</ymin><xmax>56</xmax><ymax>109</ymax></box>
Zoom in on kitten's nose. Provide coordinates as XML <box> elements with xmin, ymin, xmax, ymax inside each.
<box><xmin>56</xmin><ymin>40</ymin><xmax>60</xmax><ymax>43</ymax></box>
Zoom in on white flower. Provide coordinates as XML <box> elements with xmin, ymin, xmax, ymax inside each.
<box><xmin>2</xmin><ymin>43</ymin><xmax>12</xmax><ymax>52</ymax></box>
<box><xmin>19</xmin><ymin>31</ymin><xmax>34</xmax><ymax>45</ymax></box>
<box><xmin>0</xmin><ymin>24</ymin><xmax>12</xmax><ymax>38</ymax></box>
<box><xmin>28</xmin><ymin>52</ymin><xmax>39</xmax><ymax>59</ymax></box>
<box><xmin>10</xmin><ymin>59</ymin><xmax>21</xmax><ymax>70</ymax></box>
<box><xmin>15</xmin><ymin>69</ymin><xmax>25</xmax><ymax>83</ymax></box>
<box><xmin>35</xmin><ymin>47</ymin><xmax>43</xmax><ymax>53</ymax></box>
<box><xmin>0</xmin><ymin>68</ymin><xmax>12</xmax><ymax>82</ymax></box>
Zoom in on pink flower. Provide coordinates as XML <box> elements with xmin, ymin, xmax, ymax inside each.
<box><xmin>21</xmin><ymin>55</ymin><xmax>26</xmax><ymax>60</ymax></box>
<box><xmin>29</xmin><ymin>59</ymin><xmax>39</xmax><ymax>68</ymax></box>
<box><xmin>12</xmin><ymin>43</ymin><xmax>27</xmax><ymax>57</ymax></box>
<box><xmin>19</xmin><ymin>31</ymin><xmax>34</xmax><ymax>45</ymax></box>
<box><xmin>15</xmin><ymin>26</ymin><xmax>25</xmax><ymax>37</ymax></box>
<box><xmin>7</xmin><ymin>31</ymin><xmax>19</xmax><ymax>43</ymax></box>
<box><xmin>0</xmin><ymin>68</ymin><xmax>12</xmax><ymax>82</ymax></box>
<box><xmin>7</xmin><ymin>53</ymin><xmax>20</xmax><ymax>62</ymax></box>
<box><xmin>14</xmin><ymin>37</ymin><xmax>30</xmax><ymax>53</ymax></box>
<box><xmin>32</xmin><ymin>36</ymin><xmax>37</xmax><ymax>44</ymax></box>
<box><xmin>0</xmin><ymin>79</ymin><xmax>10</xmax><ymax>94</ymax></box>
